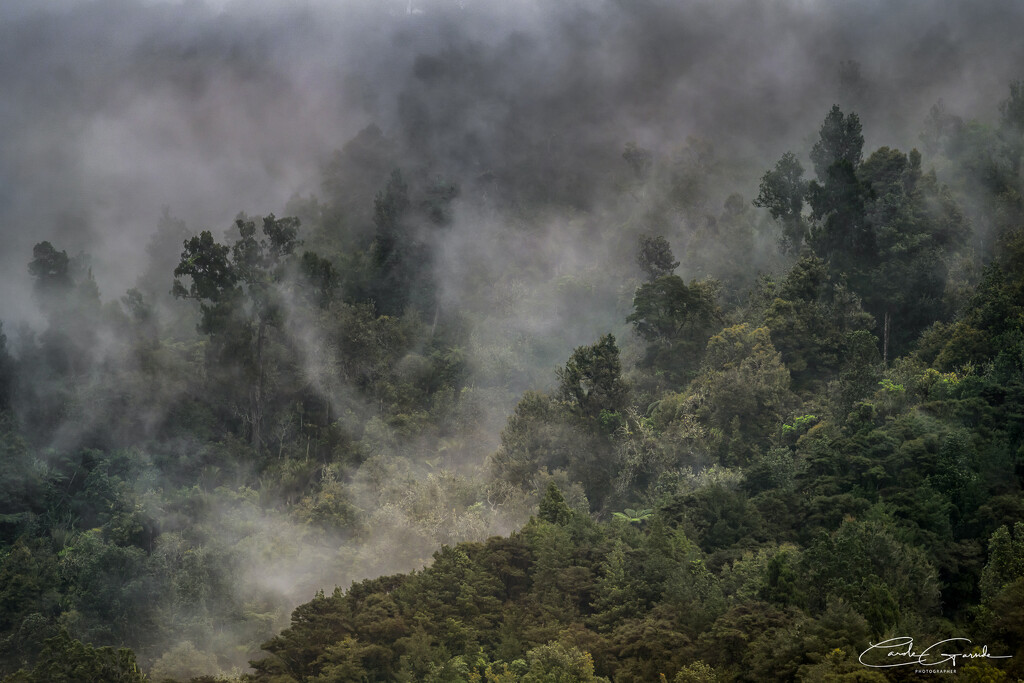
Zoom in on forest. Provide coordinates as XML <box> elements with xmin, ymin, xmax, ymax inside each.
<box><xmin>0</xmin><ymin>0</ymin><xmax>1023</xmax><ymax>681</ymax></box>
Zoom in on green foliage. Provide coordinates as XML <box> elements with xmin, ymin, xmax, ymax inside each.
<box><xmin>636</xmin><ymin>235</ymin><xmax>679</xmax><ymax>281</ymax></box>
<box><xmin>171</xmin><ymin>231</ymin><xmax>236</xmax><ymax>314</ymax></box>
<box><xmin>687</xmin><ymin>324</ymin><xmax>795</xmax><ymax>463</ymax></box>
<box><xmin>521</xmin><ymin>642</ymin><xmax>608</xmax><ymax>682</ymax></box>
<box><xmin>369</xmin><ymin>170</ymin><xmax>417</xmax><ymax>316</ymax></box>
<box><xmin>5</xmin><ymin>68</ymin><xmax>1024</xmax><ymax>683</ymax></box>
<box><xmin>2</xmin><ymin>629</ymin><xmax>146</xmax><ymax>683</ymax></box>
<box><xmin>801</xmin><ymin>519</ymin><xmax>941</xmax><ymax>635</ymax></box>
<box><xmin>810</xmin><ymin>105</ymin><xmax>865</xmax><ymax>181</ymax></box>
<box><xmin>628</xmin><ymin>275</ymin><xmax>721</xmax><ymax>383</ymax></box>
<box><xmin>754</xmin><ymin>105</ymin><xmax>971</xmax><ymax>360</ymax></box>
<box><xmin>490</xmin><ymin>390</ymin><xmax>609</xmax><ymax>504</ymax></box>
<box><xmin>172</xmin><ymin>214</ymin><xmax>307</xmax><ymax>451</ymax></box>
<box><xmin>611</xmin><ymin>508</ymin><xmax>652</xmax><ymax>525</ymax></box>
<box><xmin>782</xmin><ymin>414</ymin><xmax>817</xmax><ymax>435</ymax></box>
<box><xmin>539</xmin><ymin>483</ymin><xmax>573</xmax><ymax>526</ymax></box>
<box><xmin>980</xmin><ymin>522</ymin><xmax>1024</xmax><ymax>604</ymax></box>
<box><xmin>754</xmin><ymin>151</ymin><xmax>808</xmax><ymax>253</ymax></box>
<box><xmin>673</xmin><ymin>660</ymin><xmax>719</xmax><ymax>682</ymax></box>
<box><xmin>808</xmin><ymin>158</ymin><xmax>872</xmax><ymax>276</ymax></box>
<box><xmin>364</xmin><ymin>168</ymin><xmax>458</xmax><ymax>317</ymax></box>
<box><xmin>763</xmin><ymin>254</ymin><xmax>873</xmax><ymax>392</ymax></box>
<box><xmin>858</xmin><ymin>146</ymin><xmax>968</xmax><ymax>355</ymax></box>
<box><xmin>556</xmin><ymin>334</ymin><xmax>629</xmax><ymax>420</ymax></box>
<box><xmin>298</xmin><ymin>251</ymin><xmax>338</xmax><ymax>309</ymax></box>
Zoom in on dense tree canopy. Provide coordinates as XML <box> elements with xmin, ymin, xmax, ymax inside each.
<box><xmin>1</xmin><ymin>66</ymin><xmax>1023</xmax><ymax>683</ymax></box>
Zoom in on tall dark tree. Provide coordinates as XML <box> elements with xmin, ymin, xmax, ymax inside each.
<box><xmin>858</xmin><ymin>146</ymin><xmax>967</xmax><ymax>358</ymax></box>
<box><xmin>556</xmin><ymin>334</ymin><xmax>628</xmax><ymax>420</ymax></box>
<box><xmin>627</xmin><ymin>275</ymin><xmax>721</xmax><ymax>383</ymax></box>
<box><xmin>27</xmin><ymin>242</ymin><xmax>72</xmax><ymax>294</ymax></box>
<box><xmin>369</xmin><ymin>170</ymin><xmax>415</xmax><ymax>317</ymax></box>
<box><xmin>779</xmin><ymin>106</ymin><xmax>970</xmax><ymax>358</ymax></box>
<box><xmin>809</xmin><ymin>105</ymin><xmax>865</xmax><ymax>181</ymax></box>
<box><xmin>171</xmin><ymin>231</ymin><xmax>236</xmax><ymax>332</ymax></box>
<box><xmin>807</xmin><ymin>158</ymin><xmax>873</xmax><ymax>275</ymax></box>
<box><xmin>763</xmin><ymin>254</ymin><xmax>873</xmax><ymax>391</ymax></box>
<box><xmin>636</xmin><ymin>235</ymin><xmax>679</xmax><ymax>281</ymax></box>
<box><xmin>367</xmin><ymin>169</ymin><xmax>457</xmax><ymax>318</ymax></box>
<box><xmin>996</xmin><ymin>81</ymin><xmax>1024</xmax><ymax>233</ymax></box>
<box><xmin>298</xmin><ymin>251</ymin><xmax>338</xmax><ymax>309</ymax></box>
<box><xmin>22</xmin><ymin>242</ymin><xmax>103</xmax><ymax>439</ymax></box>
<box><xmin>805</xmin><ymin>106</ymin><xmax>873</xmax><ymax>276</ymax></box>
<box><xmin>27</xmin><ymin>241</ymin><xmax>102</xmax><ymax>337</ymax></box>
<box><xmin>754</xmin><ymin>152</ymin><xmax>808</xmax><ymax>253</ymax></box>
<box><xmin>173</xmin><ymin>214</ymin><xmax>301</xmax><ymax>450</ymax></box>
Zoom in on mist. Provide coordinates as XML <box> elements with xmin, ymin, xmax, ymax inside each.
<box><xmin>1</xmin><ymin>0</ymin><xmax>1021</xmax><ymax>320</ymax></box>
<box><xmin>2</xmin><ymin>0</ymin><xmax>1023</xmax><ymax>677</ymax></box>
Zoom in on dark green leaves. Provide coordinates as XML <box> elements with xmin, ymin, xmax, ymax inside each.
<box><xmin>810</xmin><ymin>105</ymin><xmax>864</xmax><ymax>181</ymax></box>
<box><xmin>556</xmin><ymin>334</ymin><xmax>628</xmax><ymax>420</ymax></box>
<box><xmin>754</xmin><ymin>152</ymin><xmax>808</xmax><ymax>253</ymax></box>
<box><xmin>628</xmin><ymin>276</ymin><xmax>721</xmax><ymax>383</ymax></box>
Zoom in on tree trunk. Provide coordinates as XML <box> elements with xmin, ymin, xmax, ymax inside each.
<box><xmin>883</xmin><ymin>310</ymin><xmax>890</xmax><ymax>367</ymax></box>
<box><xmin>252</xmin><ymin>319</ymin><xmax>266</xmax><ymax>451</ymax></box>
